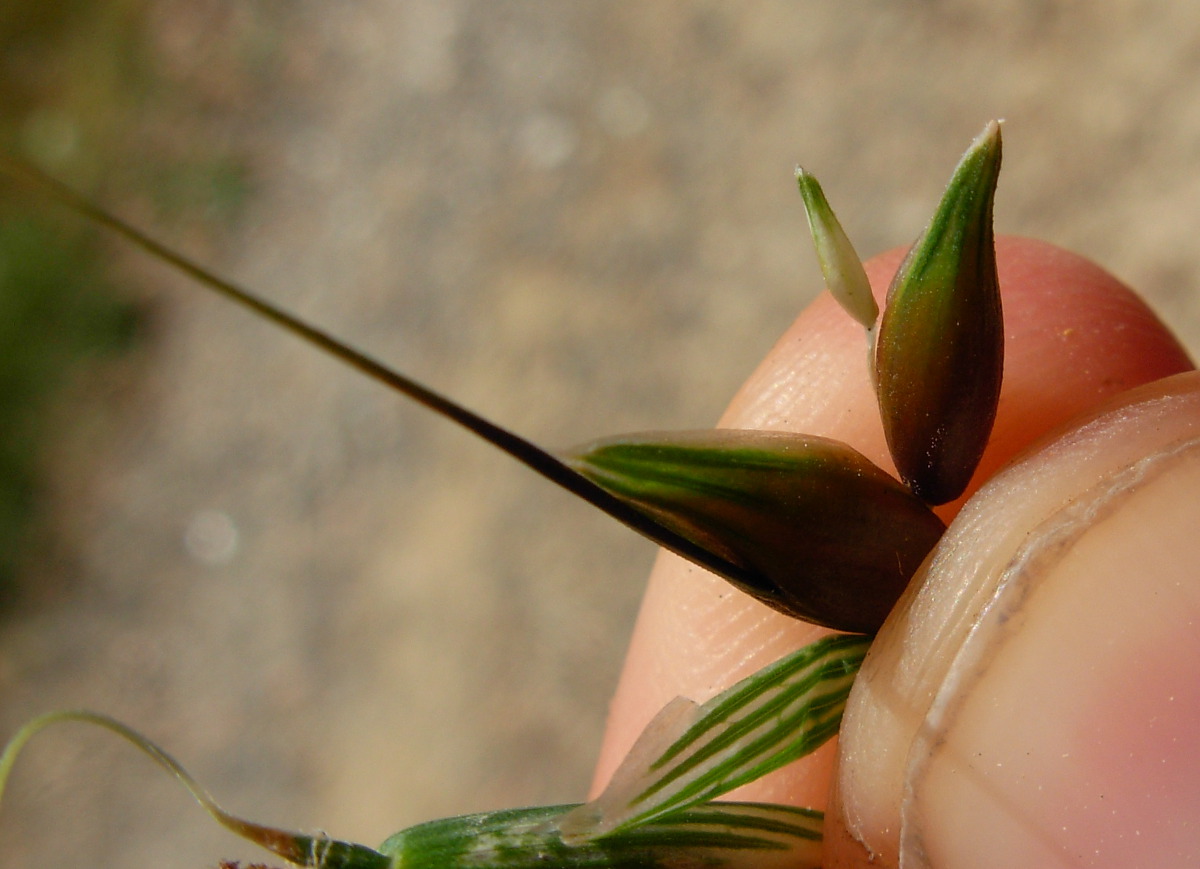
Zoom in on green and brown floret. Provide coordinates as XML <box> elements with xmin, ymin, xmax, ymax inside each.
<box><xmin>873</xmin><ymin>121</ymin><xmax>1004</xmax><ymax>505</ymax></box>
<box><xmin>564</xmin><ymin>431</ymin><xmax>943</xmax><ymax>634</ymax></box>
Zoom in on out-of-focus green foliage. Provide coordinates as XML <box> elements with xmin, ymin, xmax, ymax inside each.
<box><xmin>0</xmin><ymin>0</ymin><xmax>148</xmax><ymax>601</ymax></box>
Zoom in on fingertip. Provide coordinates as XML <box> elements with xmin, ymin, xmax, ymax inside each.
<box><xmin>592</xmin><ymin>236</ymin><xmax>1193</xmax><ymax>815</ymax></box>
<box><xmin>830</xmin><ymin>372</ymin><xmax>1200</xmax><ymax>868</ymax></box>
<box><xmin>959</xmin><ymin>237</ymin><xmax>1194</xmax><ymax>508</ymax></box>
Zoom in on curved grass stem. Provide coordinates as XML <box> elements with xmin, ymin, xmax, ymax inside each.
<box><xmin>0</xmin><ymin>710</ymin><xmax>390</xmax><ymax>868</ymax></box>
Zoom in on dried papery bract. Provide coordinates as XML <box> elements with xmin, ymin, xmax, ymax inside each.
<box><xmin>874</xmin><ymin>121</ymin><xmax>1004</xmax><ymax>504</ymax></box>
<box><xmin>564</xmin><ymin>431</ymin><xmax>944</xmax><ymax>633</ymax></box>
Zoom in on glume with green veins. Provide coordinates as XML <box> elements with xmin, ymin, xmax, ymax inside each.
<box><xmin>0</xmin><ymin>121</ymin><xmax>1002</xmax><ymax>868</ymax></box>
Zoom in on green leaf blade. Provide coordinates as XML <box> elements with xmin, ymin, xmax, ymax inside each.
<box><xmin>379</xmin><ymin>802</ymin><xmax>823</xmax><ymax>869</ymax></box>
<box><xmin>556</xmin><ymin>633</ymin><xmax>870</xmax><ymax>840</ymax></box>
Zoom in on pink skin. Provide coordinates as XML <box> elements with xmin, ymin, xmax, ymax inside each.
<box><xmin>828</xmin><ymin>370</ymin><xmax>1200</xmax><ymax>867</ymax></box>
<box><xmin>589</xmin><ymin>236</ymin><xmax>1196</xmax><ymax>865</ymax></box>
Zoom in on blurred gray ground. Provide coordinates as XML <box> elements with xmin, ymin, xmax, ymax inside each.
<box><xmin>4</xmin><ymin>2</ymin><xmax>1200</xmax><ymax>866</ymax></box>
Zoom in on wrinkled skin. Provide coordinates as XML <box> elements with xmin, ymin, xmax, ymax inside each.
<box><xmin>592</xmin><ymin>236</ymin><xmax>1198</xmax><ymax>867</ymax></box>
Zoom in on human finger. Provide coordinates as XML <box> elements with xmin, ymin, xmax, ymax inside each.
<box><xmin>591</xmin><ymin>236</ymin><xmax>1192</xmax><ymax>813</ymax></box>
<box><xmin>827</xmin><ymin>370</ymin><xmax>1200</xmax><ymax>868</ymax></box>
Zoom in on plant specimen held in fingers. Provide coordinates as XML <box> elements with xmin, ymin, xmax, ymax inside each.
<box><xmin>0</xmin><ymin>121</ymin><xmax>1082</xmax><ymax>869</ymax></box>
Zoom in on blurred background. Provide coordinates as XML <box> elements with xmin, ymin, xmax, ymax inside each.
<box><xmin>2</xmin><ymin>2</ymin><xmax>1200</xmax><ymax>866</ymax></box>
